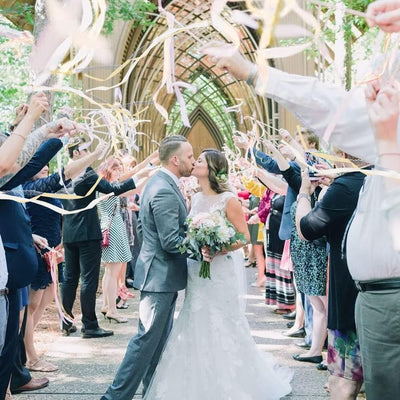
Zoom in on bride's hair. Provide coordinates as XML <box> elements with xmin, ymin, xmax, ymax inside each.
<box><xmin>202</xmin><ymin>149</ymin><xmax>230</xmax><ymax>194</ymax></box>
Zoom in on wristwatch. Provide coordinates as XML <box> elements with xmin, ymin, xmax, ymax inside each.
<box><xmin>297</xmin><ymin>193</ymin><xmax>311</xmax><ymax>202</ymax></box>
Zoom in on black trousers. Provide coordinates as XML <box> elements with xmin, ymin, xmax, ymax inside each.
<box><xmin>0</xmin><ymin>289</ymin><xmax>31</xmax><ymax>398</ymax></box>
<box><xmin>61</xmin><ymin>240</ymin><xmax>102</xmax><ymax>331</ymax></box>
<box><xmin>10</xmin><ymin>307</ymin><xmax>31</xmax><ymax>392</ymax></box>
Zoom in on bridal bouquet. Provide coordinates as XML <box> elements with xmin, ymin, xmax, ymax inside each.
<box><xmin>179</xmin><ymin>212</ymin><xmax>246</xmax><ymax>279</ymax></box>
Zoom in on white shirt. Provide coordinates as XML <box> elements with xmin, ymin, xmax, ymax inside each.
<box><xmin>257</xmin><ymin>66</ymin><xmax>400</xmax><ymax>280</ymax></box>
<box><xmin>0</xmin><ymin>235</ymin><xmax>8</xmax><ymax>290</ymax></box>
<box><xmin>346</xmin><ymin>174</ymin><xmax>400</xmax><ymax>280</ymax></box>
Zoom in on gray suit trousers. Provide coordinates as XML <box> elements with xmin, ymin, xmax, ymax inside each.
<box><xmin>101</xmin><ymin>291</ymin><xmax>178</xmax><ymax>400</ymax></box>
<box><xmin>355</xmin><ymin>289</ymin><xmax>400</xmax><ymax>400</ymax></box>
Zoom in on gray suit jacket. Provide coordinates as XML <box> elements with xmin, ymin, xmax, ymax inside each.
<box><xmin>133</xmin><ymin>171</ymin><xmax>188</xmax><ymax>292</ymax></box>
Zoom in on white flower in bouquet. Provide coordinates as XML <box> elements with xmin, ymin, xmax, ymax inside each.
<box><xmin>179</xmin><ymin>211</ymin><xmax>246</xmax><ymax>279</ymax></box>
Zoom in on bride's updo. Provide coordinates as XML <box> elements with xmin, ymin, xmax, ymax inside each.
<box><xmin>202</xmin><ymin>149</ymin><xmax>230</xmax><ymax>194</ymax></box>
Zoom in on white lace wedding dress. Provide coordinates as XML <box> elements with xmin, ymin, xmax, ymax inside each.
<box><xmin>144</xmin><ymin>192</ymin><xmax>292</xmax><ymax>400</ymax></box>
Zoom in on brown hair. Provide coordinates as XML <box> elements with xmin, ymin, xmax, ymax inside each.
<box><xmin>98</xmin><ymin>157</ymin><xmax>122</xmax><ymax>182</ymax></box>
<box><xmin>201</xmin><ymin>149</ymin><xmax>230</xmax><ymax>194</ymax></box>
<box><xmin>159</xmin><ymin>135</ymin><xmax>188</xmax><ymax>164</ymax></box>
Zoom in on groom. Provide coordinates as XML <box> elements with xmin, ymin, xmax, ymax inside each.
<box><xmin>101</xmin><ymin>135</ymin><xmax>195</xmax><ymax>399</ymax></box>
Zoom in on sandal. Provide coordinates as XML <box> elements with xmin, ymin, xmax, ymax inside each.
<box><xmin>26</xmin><ymin>358</ymin><xmax>58</xmax><ymax>372</ymax></box>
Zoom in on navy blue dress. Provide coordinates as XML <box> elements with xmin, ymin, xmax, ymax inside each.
<box><xmin>23</xmin><ymin>172</ymin><xmax>70</xmax><ymax>290</ymax></box>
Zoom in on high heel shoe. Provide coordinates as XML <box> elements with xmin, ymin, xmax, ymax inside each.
<box><xmin>106</xmin><ymin>313</ymin><xmax>128</xmax><ymax>323</ymax></box>
<box><xmin>244</xmin><ymin>261</ymin><xmax>257</xmax><ymax>268</ymax></box>
<box><xmin>101</xmin><ymin>308</ymin><xmax>108</xmax><ymax>319</ymax></box>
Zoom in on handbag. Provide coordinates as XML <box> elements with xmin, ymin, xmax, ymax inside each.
<box><xmin>101</xmin><ymin>203</ymin><xmax>118</xmax><ymax>249</ymax></box>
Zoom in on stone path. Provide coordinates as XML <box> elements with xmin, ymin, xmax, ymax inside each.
<box><xmin>17</xmin><ymin>269</ymin><xmax>333</xmax><ymax>400</ymax></box>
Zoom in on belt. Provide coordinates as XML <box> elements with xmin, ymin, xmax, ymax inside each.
<box><xmin>355</xmin><ymin>279</ymin><xmax>400</xmax><ymax>292</ymax></box>
<box><xmin>0</xmin><ymin>288</ymin><xmax>8</xmax><ymax>296</ymax></box>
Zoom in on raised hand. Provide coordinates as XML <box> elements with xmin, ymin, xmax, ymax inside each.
<box><xmin>45</xmin><ymin>118</ymin><xmax>79</xmax><ymax>139</ymax></box>
<box><xmin>278</xmin><ymin>143</ymin><xmax>296</xmax><ymax>161</ymax></box>
<box><xmin>261</xmin><ymin>138</ymin><xmax>278</xmax><ymax>153</ymax></box>
<box><xmin>93</xmin><ymin>140</ymin><xmax>109</xmax><ymax>157</ymax></box>
<box><xmin>365</xmin><ymin>79</ymin><xmax>399</xmax><ymax>143</ymax></box>
<box><xmin>13</xmin><ymin>104</ymin><xmax>29</xmax><ymax>126</ymax></box>
<box><xmin>299</xmin><ymin>168</ymin><xmax>314</xmax><ymax>196</ymax></box>
<box><xmin>278</xmin><ymin>128</ymin><xmax>292</xmax><ymax>143</ymax></box>
<box><xmin>26</xmin><ymin>92</ymin><xmax>49</xmax><ymax>121</ymax></box>
<box><xmin>367</xmin><ymin>0</ymin><xmax>400</xmax><ymax>32</ymax></box>
<box><xmin>201</xmin><ymin>42</ymin><xmax>255</xmax><ymax>81</ymax></box>
<box><xmin>233</xmin><ymin>135</ymin><xmax>250</xmax><ymax>150</ymax></box>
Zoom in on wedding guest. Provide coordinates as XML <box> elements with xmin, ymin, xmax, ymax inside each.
<box><xmin>264</xmin><ymin>141</ymin><xmax>328</xmax><ymax>363</ymax></box>
<box><xmin>119</xmin><ymin>151</ymin><xmax>159</xmax><ymax>291</ymax></box>
<box><xmin>234</xmin><ymin>135</ymin><xmax>314</xmax><ymax>339</ymax></box>
<box><xmin>295</xmin><ymin>151</ymin><xmax>367</xmax><ymax>399</ymax></box>
<box><xmin>22</xmin><ymin>141</ymin><xmax>106</xmax><ymax>371</ymax></box>
<box><xmin>255</xmin><ymin>169</ymin><xmax>296</xmax><ymax>313</ymax></box>
<box><xmin>345</xmin><ymin>80</ymin><xmax>400</xmax><ymax>400</ymax></box>
<box><xmin>61</xmin><ymin>139</ymin><xmax>149</xmax><ymax>338</ymax></box>
<box><xmin>0</xmin><ymin>115</ymin><xmax>78</xmax><ymax>398</ymax></box>
<box><xmin>98</xmin><ymin>157</ymin><xmax>132</xmax><ymax>324</ymax></box>
<box><xmin>242</xmin><ymin>180</ymin><xmax>266</xmax><ymax>287</ymax></box>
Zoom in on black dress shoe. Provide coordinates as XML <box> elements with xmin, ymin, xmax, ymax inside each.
<box><xmin>282</xmin><ymin>328</ymin><xmax>305</xmax><ymax>338</ymax></box>
<box><xmin>81</xmin><ymin>327</ymin><xmax>114</xmax><ymax>339</ymax></box>
<box><xmin>295</xmin><ymin>340</ymin><xmax>311</xmax><ymax>349</ymax></box>
<box><xmin>11</xmin><ymin>377</ymin><xmax>49</xmax><ymax>394</ymax></box>
<box><xmin>286</xmin><ymin>321</ymin><xmax>295</xmax><ymax>329</ymax></box>
<box><xmin>283</xmin><ymin>311</ymin><xmax>296</xmax><ymax>320</ymax></box>
<box><xmin>293</xmin><ymin>354</ymin><xmax>323</xmax><ymax>364</ymax></box>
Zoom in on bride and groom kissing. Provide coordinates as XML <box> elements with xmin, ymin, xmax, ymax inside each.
<box><xmin>101</xmin><ymin>135</ymin><xmax>292</xmax><ymax>400</ymax></box>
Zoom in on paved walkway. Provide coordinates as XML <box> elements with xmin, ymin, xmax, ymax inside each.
<box><xmin>17</xmin><ymin>269</ymin><xmax>334</xmax><ymax>400</ymax></box>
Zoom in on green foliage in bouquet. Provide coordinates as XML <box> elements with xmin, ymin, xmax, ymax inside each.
<box><xmin>178</xmin><ymin>211</ymin><xmax>246</xmax><ymax>279</ymax></box>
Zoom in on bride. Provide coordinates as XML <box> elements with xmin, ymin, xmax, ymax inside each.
<box><xmin>144</xmin><ymin>149</ymin><xmax>292</xmax><ymax>400</ymax></box>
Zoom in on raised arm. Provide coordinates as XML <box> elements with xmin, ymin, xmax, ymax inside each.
<box><xmin>64</xmin><ymin>141</ymin><xmax>107</xmax><ymax>180</ymax></box>
<box><xmin>0</xmin><ymin>93</ymin><xmax>48</xmax><ymax>181</ymax></box>
<box><xmin>255</xmin><ymin>168</ymin><xmax>287</xmax><ymax>195</ymax></box>
<box><xmin>203</xmin><ymin>43</ymin><xmax>376</xmax><ymax>163</ymax></box>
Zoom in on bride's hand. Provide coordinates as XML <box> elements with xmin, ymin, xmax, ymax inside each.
<box><xmin>202</xmin><ymin>247</ymin><xmax>229</xmax><ymax>262</ymax></box>
<box><xmin>201</xmin><ymin>246</ymin><xmax>212</xmax><ymax>262</ymax></box>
